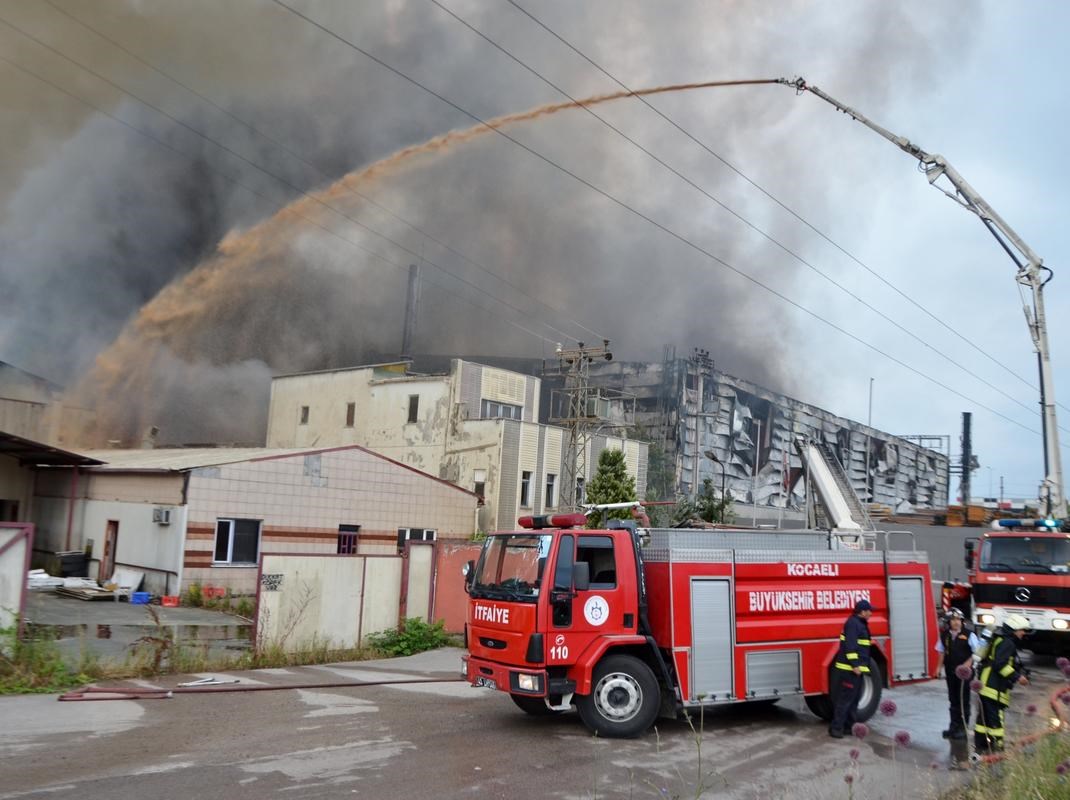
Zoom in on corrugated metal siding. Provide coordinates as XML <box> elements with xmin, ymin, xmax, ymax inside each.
<box><xmin>481</xmin><ymin>367</ymin><xmax>526</xmax><ymax>406</ymax></box>
<box><xmin>635</xmin><ymin>441</ymin><xmax>648</xmax><ymax>498</ymax></box>
<box><xmin>524</xmin><ymin>376</ymin><xmax>538</xmax><ymax>422</ymax></box>
<box><xmin>498</xmin><ymin>421</ymin><xmax>520</xmax><ymax>529</ymax></box>
<box><xmin>459</xmin><ymin>361</ymin><xmax>482</xmax><ymax>420</ymax></box>
<box><xmin>534</xmin><ymin>425</ymin><xmax>546</xmax><ymax>513</ymax></box>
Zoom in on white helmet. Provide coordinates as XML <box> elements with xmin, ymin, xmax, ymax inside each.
<box><xmin>1003</xmin><ymin>613</ymin><xmax>1032</xmax><ymax>632</ymax></box>
<box><xmin>946</xmin><ymin>608</ymin><xmax>965</xmax><ymax>620</ymax></box>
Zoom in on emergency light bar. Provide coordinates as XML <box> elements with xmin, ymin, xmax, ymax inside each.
<box><xmin>517</xmin><ymin>513</ymin><xmax>588</xmax><ymax>530</ymax></box>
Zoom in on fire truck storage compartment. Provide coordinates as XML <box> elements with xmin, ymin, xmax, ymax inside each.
<box><xmin>888</xmin><ymin>572</ymin><xmax>927</xmax><ymax>680</ymax></box>
<box><xmin>746</xmin><ymin>650</ymin><xmax>802</xmax><ymax>698</ymax></box>
<box><xmin>691</xmin><ymin>578</ymin><xmax>733</xmax><ymax>701</ymax></box>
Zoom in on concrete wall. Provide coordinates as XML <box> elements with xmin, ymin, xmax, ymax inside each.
<box><xmin>432</xmin><ymin>540</ymin><xmax>484</xmax><ymax>633</ymax></box>
<box><xmin>183</xmin><ymin>447</ymin><xmax>477</xmax><ymax>595</ymax></box>
<box><xmin>256</xmin><ymin>553</ymin><xmax>404</xmax><ymax>650</ymax></box>
<box><xmin>0</xmin><ymin>524</ymin><xmax>32</xmax><ymax>631</ymax></box>
<box><xmin>0</xmin><ymin>455</ymin><xmax>34</xmax><ymax>523</ymax></box>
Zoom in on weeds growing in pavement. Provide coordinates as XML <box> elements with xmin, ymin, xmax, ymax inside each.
<box><xmin>365</xmin><ymin>617</ymin><xmax>454</xmax><ymax>657</ymax></box>
<box><xmin>0</xmin><ymin>624</ymin><xmax>91</xmax><ymax>694</ymax></box>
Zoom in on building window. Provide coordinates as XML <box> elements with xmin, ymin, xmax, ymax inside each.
<box><xmin>520</xmin><ymin>470</ymin><xmax>532</xmax><ymax>507</ymax></box>
<box><xmin>473</xmin><ymin>469</ymin><xmax>487</xmax><ymax>499</ymax></box>
<box><xmin>407</xmin><ymin>395</ymin><xmax>420</xmax><ymax>423</ymax></box>
<box><xmin>213</xmin><ymin>519</ymin><xmax>261</xmax><ymax>565</ymax></box>
<box><xmin>575</xmin><ymin>477</ymin><xmax>586</xmax><ymax>505</ymax></box>
<box><xmin>345</xmin><ymin>402</ymin><xmax>356</xmax><ymax>427</ymax></box>
<box><xmin>397</xmin><ymin>528</ymin><xmax>437</xmax><ymax>552</ymax></box>
<box><xmin>480</xmin><ymin>399</ymin><xmax>522</xmax><ymax>420</ymax></box>
<box><xmin>545</xmin><ymin>473</ymin><xmax>557</xmax><ymax>508</ymax></box>
<box><xmin>300</xmin><ymin>405</ymin><xmax>310</xmax><ymax>425</ymax></box>
<box><xmin>337</xmin><ymin>524</ymin><xmax>360</xmax><ymax>554</ymax></box>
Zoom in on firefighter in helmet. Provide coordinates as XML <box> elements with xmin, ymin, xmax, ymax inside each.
<box><xmin>829</xmin><ymin>599</ymin><xmax>873</xmax><ymax>738</ymax></box>
<box><xmin>974</xmin><ymin>613</ymin><xmax>1031</xmax><ymax>754</ymax></box>
<box><xmin>934</xmin><ymin>607</ymin><xmax>978</xmax><ymax>740</ymax></box>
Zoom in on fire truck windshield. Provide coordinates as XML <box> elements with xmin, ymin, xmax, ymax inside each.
<box><xmin>980</xmin><ymin>537</ymin><xmax>1070</xmax><ymax>574</ymax></box>
<box><xmin>471</xmin><ymin>533</ymin><xmax>553</xmax><ymax>602</ymax></box>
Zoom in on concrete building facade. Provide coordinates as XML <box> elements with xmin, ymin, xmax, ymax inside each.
<box><xmin>267</xmin><ymin>360</ymin><xmax>648</xmax><ymax>532</ymax></box>
<box><xmin>0</xmin><ymin>361</ymin><xmax>93</xmax><ymax>447</ymax></box>
<box><xmin>32</xmin><ymin>446</ymin><xmax>478</xmax><ymax>595</ymax></box>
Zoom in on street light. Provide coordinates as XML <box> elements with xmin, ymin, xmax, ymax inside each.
<box><xmin>704</xmin><ymin>450</ymin><xmax>726</xmax><ymax>523</ymax></box>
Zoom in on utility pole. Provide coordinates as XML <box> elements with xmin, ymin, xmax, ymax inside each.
<box><xmin>1000</xmin><ymin>475</ymin><xmax>1005</xmax><ymax>512</ymax></box>
<box><xmin>553</xmin><ymin>341</ymin><xmax>612</xmax><ymax>509</ymax></box>
<box><xmin>864</xmin><ymin>377</ymin><xmax>873</xmax><ymax>503</ymax></box>
<box><xmin>961</xmin><ymin>412</ymin><xmax>973</xmax><ymax>507</ymax></box>
<box><xmin>400</xmin><ymin>264</ymin><xmax>420</xmax><ymax>360</ymax></box>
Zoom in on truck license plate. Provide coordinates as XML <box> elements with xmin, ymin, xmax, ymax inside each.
<box><xmin>475</xmin><ymin>676</ymin><xmax>497</xmax><ymax>689</ymax></box>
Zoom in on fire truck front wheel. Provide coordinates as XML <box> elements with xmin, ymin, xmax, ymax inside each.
<box><xmin>577</xmin><ymin>654</ymin><xmax>660</xmax><ymax>738</ymax></box>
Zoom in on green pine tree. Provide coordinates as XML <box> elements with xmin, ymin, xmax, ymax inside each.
<box><xmin>585</xmin><ymin>448</ymin><xmax>637</xmax><ymax>527</ymax></box>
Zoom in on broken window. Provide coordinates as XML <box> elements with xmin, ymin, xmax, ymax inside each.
<box><xmin>545</xmin><ymin>473</ymin><xmax>557</xmax><ymax>508</ymax></box>
<box><xmin>407</xmin><ymin>395</ymin><xmax>420</xmax><ymax>423</ymax></box>
<box><xmin>520</xmin><ymin>471</ymin><xmax>533</xmax><ymax>507</ymax></box>
<box><xmin>345</xmin><ymin>402</ymin><xmax>356</xmax><ymax>427</ymax></box>
<box><xmin>299</xmin><ymin>405</ymin><xmax>310</xmax><ymax>425</ymax></box>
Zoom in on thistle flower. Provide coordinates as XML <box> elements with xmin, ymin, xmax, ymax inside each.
<box><xmin>1027</xmin><ymin>704</ymin><xmax>1038</xmax><ymax>715</ymax></box>
<box><xmin>929</xmin><ymin>761</ymin><xmax>940</xmax><ymax>770</ymax></box>
<box><xmin>1062</xmin><ymin>663</ymin><xmax>1070</xmax><ymax>679</ymax></box>
<box><xmin>879</xmin><ymin>699</ymin><xmax>897</xmax><ymax>717</ymax></box>
<box><xmin>1057</xmin><ymin>656</ymin><xmax>1069</xmax><ymax>670</ymax></box>
<box><xmin>852</xmin><ymin>722</ymin><xmax>869</xmax><ymax>740</ymax></box>
<box><xmin>955</xmin><ymin>663</ymin><xmax>973</xmax><ymax>680</ymax></box>
<box><xmin>849</xmin><ymin>748</ymin><xmax>860</xmax><ymax>761</ymax></box>
<box><xmin>1058</xmin><ymin>763</ymin><xmax>1068</xmax><ymax>776</ymax></box>
<box><xmin>894</xmin><ymin>730</ymin><xmax>911</xmax><ymax>747</ymax></box>
<box><xmin>970</xmin><ymin>679</ymin><xmax>983</xmax><ymax>693</ymax></box>
<box><xmin>1062</xmin><ymin>694</ymin><xmax>1070</xmax><ymax>706</ymax></box>
<box><xmin>844</xmin><ymin>774</ymin><xmax>855</xmax><ymax>785</ymax></box>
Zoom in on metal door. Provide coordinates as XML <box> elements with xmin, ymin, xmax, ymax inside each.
<box><xmin>405</xmin><ymin>542</ymin><xmax>434</xmax><ymax>621</ymax></box>
<box><xmin>691</xmin><ymin>579</ymin><xmax>733</xmax><ymax>701</ymax></box>
<box><xmin>101</xmin><ymin>520</ymin><xmax>119</xmax><ymax>582</ymax></box>
<box><xmin>888</xmin><ymin>576</ymin><xmax>927</xmax><ymax>680</ymax></box>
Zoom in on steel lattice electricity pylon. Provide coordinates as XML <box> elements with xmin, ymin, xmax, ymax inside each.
<box><xmin>553</xmin><ymin>340</ymin><xmax>612</xmax><ymax>509</ymax></box>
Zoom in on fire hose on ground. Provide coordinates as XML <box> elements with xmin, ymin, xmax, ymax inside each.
<box><xmin>57</xmin><ymin>676</ymin><xmax>464</xmax><ymax>702</ymax></box>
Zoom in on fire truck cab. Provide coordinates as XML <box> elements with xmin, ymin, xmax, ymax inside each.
<box><xmin>462</xmin><ymin>513</ymin><xmax>938</xmax><ymax>737</ymax></box>
<box><xmin>965</xmin><ymin>518</ymin><xmax>1070</xmax><ymax>654</ymax></box>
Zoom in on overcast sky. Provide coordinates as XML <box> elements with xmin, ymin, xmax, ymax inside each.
<box><xmin>1</xmin><ymin>0</ymin><xmax>1067</xmax><ymax>501</ymax></box>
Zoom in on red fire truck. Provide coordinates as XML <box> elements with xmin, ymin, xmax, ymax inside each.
<box><xmin>462</xmin><ymin>513</ymin><xmax>939</xmax><ymax>737</ymax></box>
<box><xmin>963</xmin><ymin>518</ymin><xmax>1070</xmax><ymax>654</ymax></box>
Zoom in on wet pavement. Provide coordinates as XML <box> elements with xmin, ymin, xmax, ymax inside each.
<box><xmin>23</xmin><ymin>592</ymin><xmax>251</xmax><ymax>663</ymax></box>
<box><xmin>1</xmin><ymin>647</ymin><xmax>1063</xmax><ymax>799</ymax></box>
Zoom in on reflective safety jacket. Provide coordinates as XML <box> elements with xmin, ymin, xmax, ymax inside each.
<box><xmin>978</xmin><ymin>635</ymin><xmax>1024</xmax><ymax>706</ymax></box>
<box><xmin>834</xmin><ymin>613</ymin><xmax>872</xmax><ymax>673</ymax></box>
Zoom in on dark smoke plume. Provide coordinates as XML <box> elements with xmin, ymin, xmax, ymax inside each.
<box><xmin>0</xmin><ymin>0</ymin><xmax>978</xmax><ymax>445</ymax></box>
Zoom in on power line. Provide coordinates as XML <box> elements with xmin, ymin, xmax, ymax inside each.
<box><xmin>0</xmin><ymin>55</ymin><xmax>553</xmax><ymax>347</ymax></box>
<box><xmin>0</xmin><ymin>10</ymin><xmax>568</xmax><ymax>346</ymax></box>
<box><xmin>428</xmin><ymin>0</ymin><xmax>1059</xmax><ymax>431</ymax></box>
<box><xmin>267</xmin><ymin>0</ymin><xmax>1042</xmax><ymax>437</ymax></box>
<box><xmin>503</xmin><ymin>0</ymin><xmax>1061</xmax><ymax>414</ymax></box>
<box><xmin>38</xmin><ymin>0</ymin><xmax>605</xmax><ymax>346</ymax></box>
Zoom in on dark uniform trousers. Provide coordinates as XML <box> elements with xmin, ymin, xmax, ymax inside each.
<box><xmin>830</xmin><ymin>613</ymin><xmax>872</xmax><ymax>735</ymax></box>
<box><xmin>942</xmin><ymin>628</ymin><xmax>974</xmax><ymax>736</ymax></box>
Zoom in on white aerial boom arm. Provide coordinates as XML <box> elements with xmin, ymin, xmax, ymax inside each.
<box><xmin>782</xmin><ymin>77</ymin><xmax>1065</xmax><ymax>518</ymax></box>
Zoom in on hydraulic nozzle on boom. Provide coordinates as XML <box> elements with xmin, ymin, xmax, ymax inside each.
<box><xmin>781</xmin><ymin>77</ymin><xmax>1064</xmax><ymax>518</ymax></box>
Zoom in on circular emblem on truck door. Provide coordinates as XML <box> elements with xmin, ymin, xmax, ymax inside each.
<box><xmin>584</xmin><ymin>595</ymin><xmax>609</xmax><ymax>626</ymax></box>
<box><xmin>1014</xmin><ymin>587</ymin><xmax>1031</xmax><ymax>603</ymax></box>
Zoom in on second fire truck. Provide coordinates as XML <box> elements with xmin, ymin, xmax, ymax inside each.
<box><xmin>463</xmin><ymin>513</ymin><xmax>938</xmax><ymax>737</ymax></box>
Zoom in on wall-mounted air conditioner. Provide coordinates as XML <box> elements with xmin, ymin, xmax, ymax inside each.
<box><xmin>152</xmin><ymin>507</ymin><xmax>172</xmax><ymax>525</ymax></box>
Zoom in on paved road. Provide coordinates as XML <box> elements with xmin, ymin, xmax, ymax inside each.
<box><xmin>2</xmin><ymin>648</ymin><xmax>1063</xmax><ymax>800</ymax></box>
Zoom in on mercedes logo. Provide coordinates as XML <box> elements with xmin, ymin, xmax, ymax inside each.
<box><xmin>1014</xmin><ymin>587</ymin><xmax>1031</xmax><ymax>603</ymax></box>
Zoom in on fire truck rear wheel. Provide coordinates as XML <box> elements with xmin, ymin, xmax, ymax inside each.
<box><xmin>577</xmin><ymin>654</ymin><xmax>660</xmax><ymax>738</ymax></box>
<box><xmin>805</xmin><ymin>663</ymin><xmax>884</xmax><ymax>723</ymax></box>
<box><xmin>511</xmin><ymin>694</ymin><xmax>563</xmax><ymax>716</ymax></box>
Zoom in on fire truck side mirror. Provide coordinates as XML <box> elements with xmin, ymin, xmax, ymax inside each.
<box><xmin>463</xmin><ymin>560</ymin><xmax>475</xmax><ymax>593</ymax></box>
<box><xmin>573</xmin><ymin>561</ymin><xmax>590</xmax><ymax>592</ymax></box>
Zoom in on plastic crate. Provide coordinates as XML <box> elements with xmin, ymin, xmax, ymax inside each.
<box><xmin>130</xmin><ymin>591</ymin><xmax>151</xmax><ymax>605</ymax></box>
<box><xmin>161</xmin><ymin>595</ymin><xmax>180</xmax><ymax>607</ymax></box>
